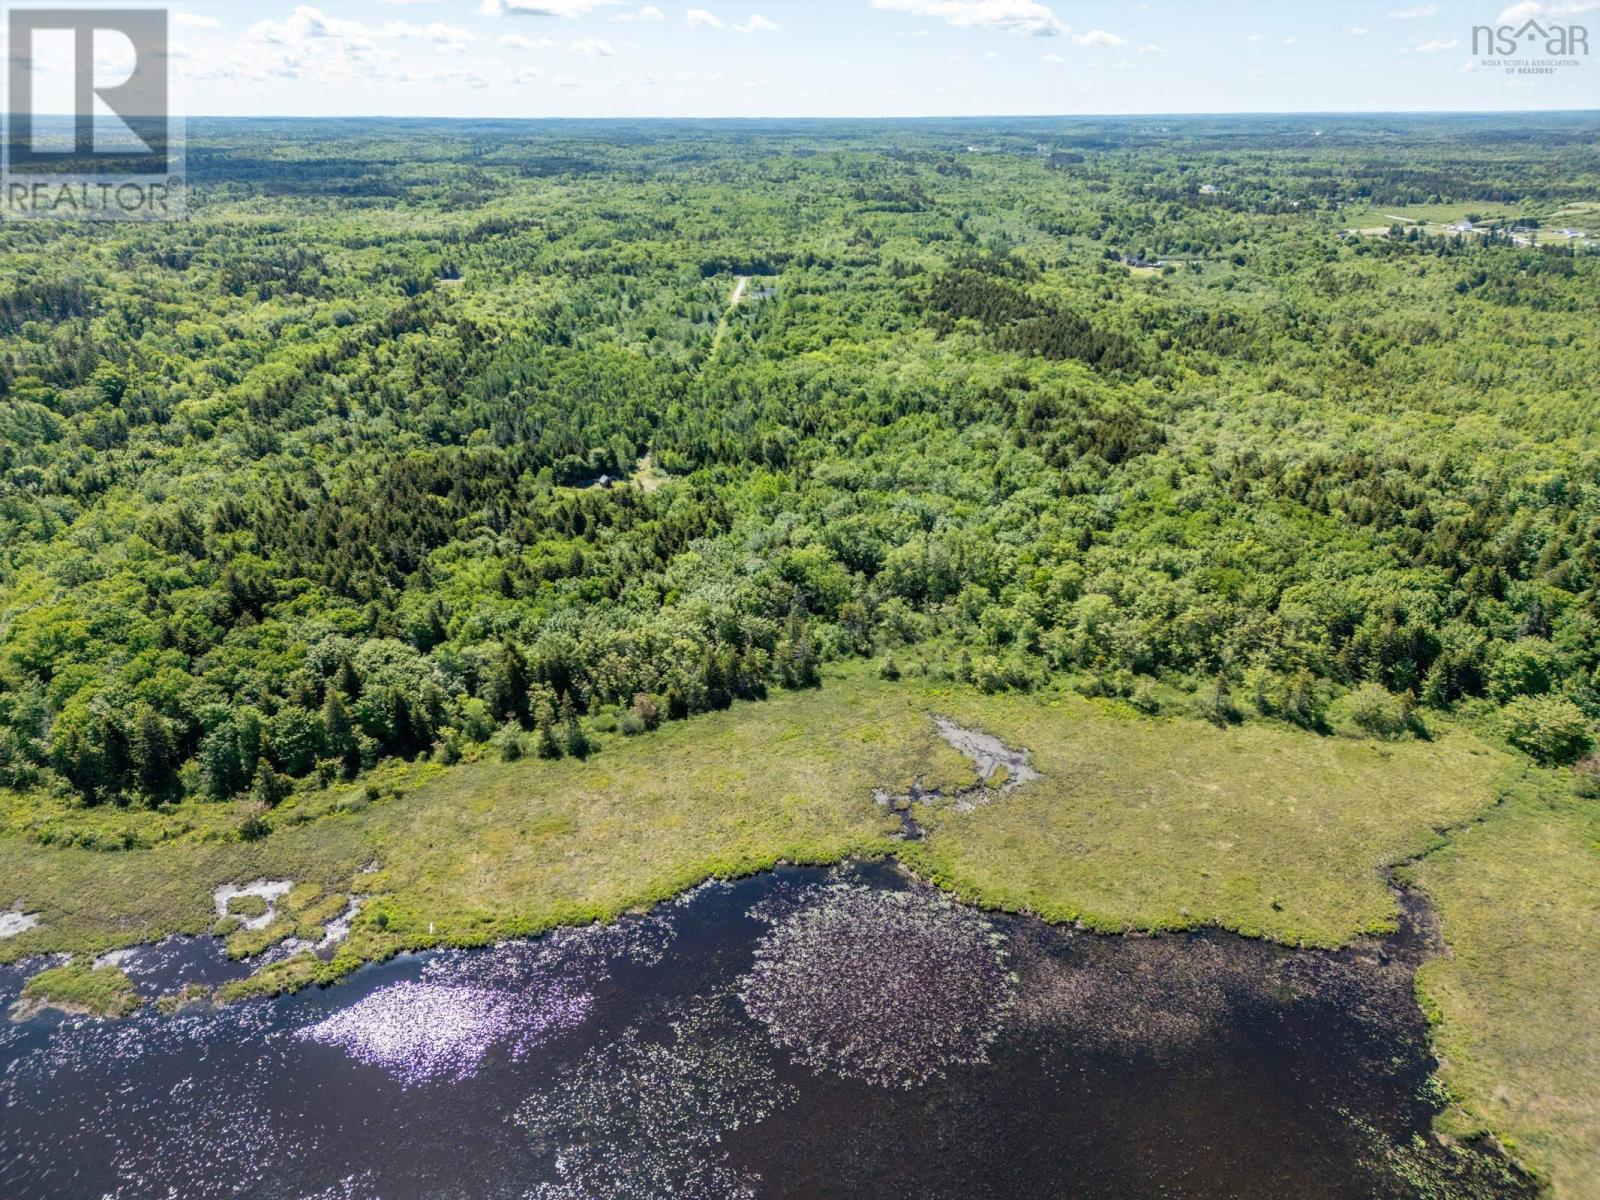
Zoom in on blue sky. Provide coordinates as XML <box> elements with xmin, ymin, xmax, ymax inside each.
<box><xmin>25</xmin><ymin>1</ymin><xmax>1600</xmax><ymax>116</ymax></box>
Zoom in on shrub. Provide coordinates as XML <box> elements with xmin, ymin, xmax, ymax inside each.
<box><xmin>1248</xmin><ymin>667</ymin><xmax>1328</xmax><ymax>731</ymax></box>
<box><xmin>1346</xmin><ymin>683</ymin><xmax>1409</xmax><ymax>739</ymax></box>
<box><xmin>536</xmin><ymin>724</ymin><xmax>563</xmax><ymax>760</ymax></box>
<box><xmin>1194</xmin><ymin>678</ymin><xmax>1241</xmax><ymax>727</ymax></box>
<box><xmin>1129</xmin><ymin>683</ymin><xmax>1161</xmax><ymax>715</ymax></box>
<box><xmin>236</xmin><ymin>800</ymin><xmax>271</xmax><ymax>842</ymax></box>
<box><xmin>629</xmin><ymin>693</ymin><xmax>663</xmax><ymax>731</ymax></box>
<box><xmin>1078</xmin><ymin>672</ymin><xmax>1133</xmax><ymax>700</ymax></box>
<box><xmin>458</xmin><ymin>698</ymin><xmax>495</xmax><ymax>743</ymax></box>
<box><xmin>251</xmin><ymin>761</ymin><xmax>291</xmax><ymax>807</ymax></box>
<box><xmin>1573</xmin><ymin>754</ymin><xmax>1600</xmax><ymax>799</ymax></box>
<box><xmin>1502</xmin><ymin>695</ymin><xmax>1594</xmax><ymax>766</ymax></box>
<box><xmin>496</xmin><ymin>725</ymin><xmax>524</xmax><ymax>763</ymax></box>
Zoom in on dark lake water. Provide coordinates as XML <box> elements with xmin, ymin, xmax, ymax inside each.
<box><xmin>0</xmin><ymin>860</ymin><xmax>1527</xmax><ymax>1199</ymax></box>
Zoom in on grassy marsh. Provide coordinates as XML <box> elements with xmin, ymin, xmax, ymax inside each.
<box><xmin>1406</xmin><ymin>779</ymin><xmax>1600</xmax><ymax>1199</ymax></box>
<box><xmin>17</xmin><ymin>963</ymin><xmax>142</xmax><ymax>1019</ymax></box>
<box><xmin>901</xmin><ymin>688</ymin><xmax>1510</xmax><ymax>947</ymax></box>
<box><xmin>2</xmin><ymin>672</ymin><xmax>1593</xmax><ymax>1192</ymax></box>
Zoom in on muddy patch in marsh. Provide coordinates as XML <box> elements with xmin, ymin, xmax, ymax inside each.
<box><xmin>932</xmin><ymin>715</ymin><xmax>1040</xmax><ymax>796</ymax></box>
<box><xmin>875</xmin><ymin>717</ymin><xmax>1041</xmax><ymax>838</ymax></box>
<box><xmin>212</xmin><ymin>880</ymin><xmax>293</xmax><ymax>931</ymax></box>
<box><xmin>0</xmin><ymin>909</ymin><xmax>41</xmax><ymax>939</ymax></box>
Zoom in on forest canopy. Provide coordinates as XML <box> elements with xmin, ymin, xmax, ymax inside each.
<box><xmin>2</xmin><ymin>113</ymin><xmax>1598</xmax><ymax>812</ymax></box>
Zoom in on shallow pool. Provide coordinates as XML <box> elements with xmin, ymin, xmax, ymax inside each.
<box><xmin>0</xmin><ymin>861</ymin><xmax>1526</xmax><ymax>1199</ymax></box>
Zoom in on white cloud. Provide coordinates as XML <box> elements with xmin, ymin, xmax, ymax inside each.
<box><xmin>249</xmin><ymin>6</ymin><xmax>372</xmax><ymax>44</ymax></box>
<box><xmin>383</xmin><ymin>21</ymin><xmax>477</xmax><ymax>44</ymax></box>
<box><xmin>685</xmin><ymin>10</ymin><xmax>780</xmax><ymax>33</ymax></box>
<box><xmin>611</xmin><ymin>5</ymin><xmax>667</xmax><ymax>20</ymax></box>
<box><xmin>231</xmin><ymin>8</ymin><xmax>402</xmax><ymax>85</ymax></box>
<box><xmin>481</xmin><ymin>0</ymin><xmax>615</xmax><ymax>17</ymax></box>
<box><xmin>571</xmin><ymin>36</ymin><xmax>615</xmax><ymax>54</ymax></box>
<box><xmin>1136</xmin><ymin>42</ymin><xmax>1165</xmax><ymax>53</ymax></box>
<box><xmin>1043</xmin><ymin>51</ymin><xmax>1064</xmax><ymax>62</ymax></box>
<box><xmin>1346</xmin><ymin>25</ymin><xmax>1370</xmax><ymax>35</ymax></box>
<box><xmin>224</xmin><ymin>6</ymin><xmax>497</xmax><ymax>86</ymax></box>
<box><xmin>1282</xmin><ymin>35</ymin><xmax>1296</xmax><ymax>45</ymax></box>
<box><xmin>500</xmin><ymin>33</ymin><xmax>556</xmax><ymax>49</ymax></box>
<box><xmin>1386</xmin><ymin>5</ymin><xmax>1437</xmax><ymax>18</ymax></box>
<box><xmin>1495</xmin><ymin>0</ymin><xmax>1595</xmax><ymax>18</ymax></box>
<box><xmin>1409</xmin><ymin>37</ymin><xmax>1459</xmax><ymax>51</ymax></box>
<box><xmin>1246</xmin><ymin>32</ymin><xmax>1264</xmax><ymax>42</ymax></box>
<box><xmin>173</xmin><ymin>12</ymin><xmax>220</xmax><ymax>28</ymax></box>
<box><xmin>869</xmin><ymin>0</ymin><xmax>1068</xmax><ymax>38</ymax></box>
<box><xmin>1071</xmin><ymin>29</ymin><xmax>1125</xmax><ymax>47</ymax></box>
<box><xmin>250</xmin><ymin>9</ymin><xmax>475</xmax><ymax>48</ymax></box>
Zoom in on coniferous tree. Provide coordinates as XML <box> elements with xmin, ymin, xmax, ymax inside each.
<box><xmin>323</xmin><ymin>690</ymin><xmax>356</xmax><ymax>773</ymax></box>
<box><xmin>130</xmin><ymin>706</ymin><xmax>175</xmax><ymax>800</ymax></box>
<box><xmin>251</xmin><ymin>761</ymin><xmax>290</xmax><ymax>808</ymax></box>
<box><xmin>560</xmin><ymin>698</ymin><xmax>590</xmax><ymax>759</ymax></box>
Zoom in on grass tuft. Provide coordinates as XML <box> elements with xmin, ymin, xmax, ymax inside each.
<box><xmin>20</xmin><ymin>963</ymin><xmax>141</xmax><ymax>1019</ymax></box>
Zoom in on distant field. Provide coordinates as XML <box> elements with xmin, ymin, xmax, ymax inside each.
<box><xmin>1344</xmin><ymin>202</ymin><xmax>1518</xmax><ymax>225</ymax></box>
<box><xmin>1340</xmin><ymin>200</ymin><xmax>1590</xmax><ymax>242</ymax></box>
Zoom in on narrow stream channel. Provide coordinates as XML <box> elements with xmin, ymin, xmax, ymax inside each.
<box><xmin>0</xmin><ymin>861</ymin><xmax>1528</xmax><ymax>1199</ymax></box>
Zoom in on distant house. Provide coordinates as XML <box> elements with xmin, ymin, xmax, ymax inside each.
<box><xmin>1451</xmin><ymin>220</ymin><xmax>1475</xmax><ymax>233</ymax></box>
<box><xmin>1556</xmin><ymin>228</ymin><xmax>1585</xmax><ymax>238</ymax></box>
<box><xmin>1199</xmin><ymin>184</ymin><xmax>1221</xmax><ymax>196</ymax></box>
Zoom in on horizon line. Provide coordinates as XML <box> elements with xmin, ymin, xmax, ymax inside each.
<box><xmin>14</xmin><ymin>107</ymin><xmax>1593</xmax><ymax>122</ymax></box>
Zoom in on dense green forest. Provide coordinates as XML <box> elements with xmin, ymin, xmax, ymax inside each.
<box><xmin>2</xmin><ymin>113</ymin><xmax>1599</xmax><ymax>813</ymax></box>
